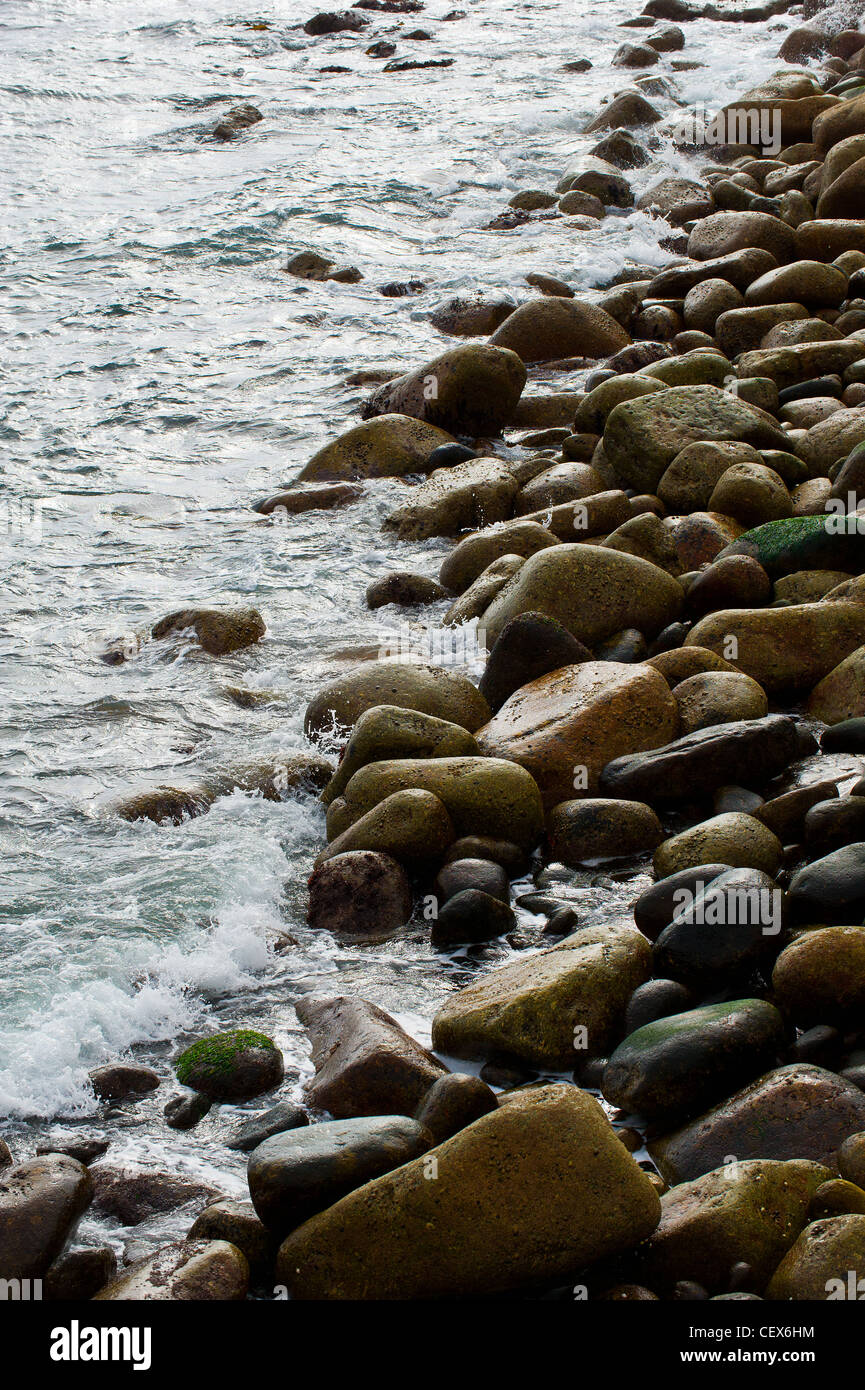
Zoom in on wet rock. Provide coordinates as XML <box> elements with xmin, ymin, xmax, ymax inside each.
<box><xmin>602</xmin><ymin>512</ymin><xmax>683</xmax><ymax>577</ymax></box>
<box><xmin>708</xmin><ymin>462</ymin><xmax>792</xmax><ymax>529</ymax></box>
<box><xmin>583</xmin><ymin>90</ymin><xmax>662</xmax><ymax>133</ymax></box>
<box><xmin>624</xmin><ymin>978</ymin><xmax>696</xmax><ymax>1035</ymax></box>
<box><xmin>683</xmin><ymin>554</ymin><xmax>772</xmax><ymax>617</ymax></box>
<box><xmin>227</xmin><ymin>1102</ymin><xmax>309</xmax><ymax>1154</ymax></box>
<box><xmin>515</xmin><ymin>460</ymin><xmax>606</xmax><ymax>513</ymax></box>
<box><xmin>687</xmin><ymin>211</ymin><xmax>796</xmax><ymax>264</ymax></box>
<box><xmin>475</xmin><ymin>659</ymin><xmax>677</xmax><ymax>809</ymax></box>
<box><xmin>650</xmin><ymin>1064</ymin><xmax>865</xmax><ymax>1185</ymax></box>
<box><xmin>479</xmin><ymin>545</ymin><xmax>684</xmax><ymax>649</ymax></box>
<box><xmin>336</xmin><ymin>755</ymin><xmax>544</xmax><ymax>849</ymax></box>
<box><xmin>788</xmin><ymin>843</ymin><xmax>865</xmax><ymax>925</ymax></box>
<box><xmin>509</xmin><ymin>190</ymin><xmax>558</xmax><ymax>211</ymax></box>
<box><xmin>413</xmin><ymin>1072</ymin><xmax>497</xmax><ymax>1143</ymax></box>
<box><xmin>307</xmin><ymin>849</ymin><xmax>412</xmax><ymax>938</ymax></box>
<box><xmin>365</xmin><ymin>572</ymin><xmax>447</xmax><ymax>609</ymax></box>
<box><xmin>174</xmin><ymin>1029</ymin><xmax>283</xmax><ymax>1102</ymax></box>
<box><xmin>320</xmin><ymin>788</ymin><xmax>455</xmax><ymax>866</ymax></box>
<box><xmin>653</xmin><ymin>867</ymin><xmax>782</xmax><ymax>988</ymax></box>
<box><xmin>248</xmin><ymin>1115</ymin><xmax>431</xmax><ymax>1235</ymax></box>
<box><xmin>600</xmin><ymin>714</ymin><xmax>812</xmax><ymax>804</ymax></box>
<box><xmin>574</xmin><ymin>374</ymin><xmax>664</xmax><ymax>434</ymax></box>
<box><xmin>755</xmin><ymin>780</ymin><xmax>839</xmax><ymax>843</ymax></box>
<box><xmin>478</xmin><ymin>612</ymin><xmax>590</xmax><ymax>713</ymax></box>
<box><xmin>429</xmin><ymin>293</ymin><xmax>516</xmax><ymax>336</ymax></box>
<box><xmin>613</xmin><ymin>41</ymin><xmax>660</xmax><ymax>67</ymax></box>
<box><xmin>488</xmin><ymin>297</ymin><xmax>631</xmax><ymax>363</ymax></box>
<box><xmin>212</xmin><ymin>104</ymin><xmax>263</xmax><ymax>140</ymax></box>
<box><xmin>804</xmin><ymin>795</ymin><xmax>865</xmax><ymax>852</ymax></box>
<box><xmin>304</xmin><ymin>660</ymin><xmax>490</xmax><ymax>739</ymax></box>
<box><xmin>604</xmin><ymin>385</ymin><xmax>787</xmax><ymax>493</ymax></box>
<box><xmin>45</xmin><ymin>1247</ymin><xmax>117</xmax><ymax>1301</ymax></box>
<box><xmin>654</xmin><ymin>813</ymin><xmax>783</xmax><ymax>879</ymax></box>
<box><xmin>322</xmin><ymin>704</ymin><xmax>477</xmax><ymax>806</ymax></box>
<box><xmin>589</xmin><ymin>129</ymin><xmax>651</xmax><ymax>168</ymax></box>
<box><xmin>297</xmin><ymin>995</ymin><xmax>446</xmax><ymax>1119</ymax></box>
<box><xmin>188</xmin><ymin>1200</ymin><xmax>276</xmax><ymax>1279</ymax></box>
<box><xmin>438</xmin><ymin>520</ymin><xmax>558</xmax><ymax>594</ymax></box>
<box><xmin>430</xmin><ymin>887</ymin><xmax>516</xmax><ymax>948</ymax></box>
<box><xmin>767</xmin><ymin>1214</ymin><xmax>865</xmax><ymax>1300</ymax></box>
<box><xmin>0</xmin><ymin>1155</ymin><xmax>92</xmax><ymax>1279</ymax></box>
<box><xmin>163</xmin><ymin>1092</ymin><xmax>212</xmax><ymax>1131</ymax></box>
<box><xmin>93</xmin><ymin>1239</ymin><xmax>248</xmax><ymax>1301</ymax></box>
<box><xmin>383</xmin><ymin>456</ymin><xmax>518</xmax><ymax>540</ymax></box>
<box><xmin>673</xmin><ymin>670</ymin><xmax>768</xmax><ymax>734</ymax></box>
<box><xmin>632</xmin><ymin>863</ymin><xmax>730</xmax><ymax>940</ymax></box>
<box><xmin>719</xmin><ymin>514</ymin><xmax>865</xmax><ymax>578</ymax></box>
<box><xmin>558</xmin><ymin>189</ymin><xmax>604</xmax><ymax>217</ymax></box>
<box><xmin>547</xmin><ymin>798</ymin><xmax>662</xmax><ymax>865</ymax></box>
<box><xmin>442</xmin><ymin>553</ymin><xmax>523</xmax><ymax>624</ymax></box>
<box><xmin>434</xmin><ymin>856</ymin><xmax>509</xmax><ymax>905</ymax></box>
<box><xmin>603</xmin><ymin>1000</ymin><xmax>787</xmax><ymax>1124</ymax></box>
<box><xmin>362</xmin><ymin>344</ymin><xmax>526</xmax><ymax>435</ymax></box>
<box><xmin>641</xmin><ymin>1159</ymin><xmax>830</xmax><ymax>1296</ymax></box>
<box><xmin>687</xmin><ymin>601</ymin><xmax>865</xmax><ymax>696</ymax></box>
<box><xmin>683</xmin><ymin>278</ymin><xmax>744</xmax><ymax>334</ymax></box>
<box><xmin>278</xmin><ymin>1084</ymin><xmax>659</xmax><ymax>1298</ymax></box>
<box><xmin>298</xmin><ymin>414</ymin><xmax>454</xmax><ymax>482</ymax></box>
<box><xmin>285</xmin><ymin>250</ymin><xmax>361</xmax><ymax>281</ymax></box>
<box><xmin>254</xmin><ymin>481</ymin><xmax>362</xmax><ymax>516</ymax></box>
<box><xmin>773</xmin><ymin>927</ymin><xmax>865</xmax><ymax>1027</ymax></box>
<box><xmin>303</xmin><ymin>11</ymin><xmax>368</xmax><ymax>34</ymax></box>
<box><xmin>88</xmin><ymin>1064</ymin><xmax>160</xmax><ymax>1102</ymax></box>
<box><xmin>821</xmin><ymin>715</ymin><xmax>865</xmax><ymax>752</ymax></box>
<box><xmin>431</xmin><ymin>921</ymin><xmax>651</xmax><ymax>1068</ymax></box>
<box><xmin>90</xmin><ymin>1166</ymin><xmax>220</xmax><ymax>1226</ymax></box>
<box><xmin>637</xmin><ymin>177</ymin><xmax>714</xmax><ymax>225</ymax></box>
<box><xmin>151</xmin><ymin>606</ymin><xmax>265</xmax><ymax>656</ymax></box>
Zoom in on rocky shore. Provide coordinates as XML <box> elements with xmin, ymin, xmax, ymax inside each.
<box><xmin>6</xmin><ymin>0</ymin><xmax>865</xmax><ymax>1304</ymax></box>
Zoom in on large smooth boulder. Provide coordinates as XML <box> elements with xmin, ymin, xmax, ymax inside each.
<box><xmin>478</xmin><ymin>612</ymin><xmax>591</xmax><ymax>713</ymax></box>
<box><xmin>787</xmin><ymin>843</ymin><xmax>865</xmax><ymax>924</ymax></box>
<box><xmin>640</xmin><ymin>1159</ymin><xmax>831</xmax><ymax>1295</ymax></box>
<box><xmin>307</xmin><ymin>850</ymin><xmax>412</xmax><ymax>936</ymax></box>
<box><xmin>602</xmin><ymin>1000</ymin><xmax>786</xmax><ymax>1123</ymax></box>
<box><xmin>687</xmin><ymin>211</ymin><xmax>797</xmax><ymax>263</ymax></box>
<box><xmin>318</xmin><ymin>789</ymin><xmax>455</xmax><ymax>866</ymax></box>
<box><xmin>322</xmin><ymin>705</ymin><xmax>478</xmax><ymax>806</ymax></box>
<box><xmin>767</xmin><ymin>1215</ymin><xmax>865</xmax><ymax>1300</ymax></box>
<box><xmin>304</xmin><ymin>661</ymin><xmax>490</xmax><ymax>739</ymax></box>
<box><xmin>276</xmin><ymin>1085</ymin><xmax>661</xmax><ymax>1299</ymax></box>
<box><xmin>431</xmin><ymin>921</ymin><xmax>651</xmax><ymax>1068</ymax></box>
<box><xmin>772</xmin><ymin>926</ymin><xmax>865</xmax><ymax>1027</ymax></box>
<box><xmin>0</xmin><ymin>1156</ymin><xmax>92</xmax><ymax>1280</ymax></box>
<box><xmin>488</xmin><ymin>298</ymin><xmax>630</xmax><ymax>363</ymax></box>
<box><xmin>686</xmin><ymin>601</ymin><xmax>865</xmax><ymax>695</ymax></box>
<box><xmin>247</xmin><ymin>1116</ymin><xmax>431</xmax><ymax>1235</ymax></box>
<box><xmin>479</xmin><ymin>544</ymin><xmax>684</xmax><ymax>647</ymax></box>
<box><xmin>807</xmin><ymin>645</ymin><xmax>865</xmax><ymax>723</ymax></box>
<box><xmin>718</xmin><ymin>515</ymin><xmax>865</xmax><ymax>577</ymax></box>
<box><xmin>650</xmin><ymin>1064</ymin><xmax>865</xmax><ymax>1184</ymax></box>
<box><xmin>653</xmin><ymin>813</ymin><xmax>783</xmax><ymax>878</ymax></box>
<box><xmin>814</xmin><ymin>92</ymin><xmax>865</xmax><ymax>158</ymax></box>
<box><xmin>362</xmin><ymin>346</ymin><xmax>526</xmax><ymax>436</ymax></box>
<box><xmin>174</xmin><ymin>1030</ymin><xmax>283</xmax><ymax>1102</ymax></box>
<box><xmin>336</xmin><ymin>755</ymin><xmax>544</xmax><ymax>849</ymax></box>
<box><xmin>439</xmin><ymin>520</ymin><xmax>559</xmax><ymax>593</ymax></box>
<box><xmin>603</xmin><ymin>385</ymin><xmax>787</xmax><ymax>492</ymax></box>
<box><xmin>600</xmin><ymin>715</ymin><xmax>811</xmax><ymax>803</ymax></box>
<box><xmin>547</xmin><ymin>798</ymin><xmax>663</xmax><ymax>864</ymax></box>
<box><xmin>296</xmin><ymin>996</ymin><xmax>447</xmax><ymax>1119</ymax></box>
<box><xmin>474</xmin><ymin>660</ymin><xmax>678</xmax><ymax>808</ymax></box>
<box><xmin>151</xmin><ymin>607</ymin><xmax>265</xmax><ymax>656</ymax></box>
<box><xmin>382</xmin><ymin>457</ymin><xmax>518</xmax><ymax>540</ymax></box>
<box><xmin>297</xmin><ymin>415</ymin><xmax>455</xmax><ymax>482</ymax></box>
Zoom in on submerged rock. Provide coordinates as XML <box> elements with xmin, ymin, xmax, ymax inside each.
<box><xmin>151</xmin><ymin>606</ymin><xmax>265</xmax><ymax>656</ymax></box>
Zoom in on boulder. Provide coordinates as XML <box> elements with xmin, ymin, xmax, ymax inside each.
<box><xmin>583</xmin><ymin>90</ymin><xmax>662</xmax><ymax>133</ymax></box>
<box><xmin>653</xmin><ymin>813</ymin><xmax>783</xmax><ymax>878</ymax></box>
<box><xmin>276</xmin><ymin>1085</ymin><xmax>660</xmax><ymax>1299</ymax></box>
<box><xmin>174</xmin><ymin>1030</ymin><xmax>283</xmax><ymax>1102</ymax></box>
<box><xmin>431</xmin><ymin>921</ymin><xmax>651</xmax><ymax>1068</ymax></box>
<box><xmin>297</xmin><ymin>416</ymin><xmax>455</xmax><ymax>482</ymax></box>
<box><xmin>322</xmin><ymin>705</ymin><xmax>478</xmax><ymax>806</ymax></box>
<box><xmin>382</xmin><ymin>456</ymin><xmax>518</xmax><ymax>540</ymax></box>
<box><xmin>767</xmin><ymin>1215</ymin><xmax>865</xmax><ymax>1300</ymax></box>
<box><xmin>304</xmin><ymin>661</ymin><xmax>490</xmax><ymax>739</ymax></box>
<box><xmin>248</xmin><ymin>1116</ymin><xmax>431</xmax><ymax>1235</ymax></box>
<box><xmin>653</xmin><ymin>866</ymin><xmax>782</xmax><ymax>988</ymax></box>
<box><xmin>362</xmin><ymin>346</ymin><xmax>526</xmax><ymax>436</ymax></box>
<box><xmin>600</xmin><ymin>714</ymin><xmax>811</xmax><ymax>803</ymax></box>
<box><xmin>488</xmin><ymin>298</ymin><xmax>631</xmax><ymax>363</ymax></box>
<box><xmin>0</xmin><ymin>1156</ymin><xmax>92</xmax><ymax>1280</ymax></box>
<box><xmin>337</xmin><ymin>755</ymin><xmax>544</xmax><ymax>849</ymax></box>
<box><xmin>227</xmin><ymin>1102</ymin><xmax>309</xmax><ymax>1154</ymax></box>
<box><xmin>188</xmin><ymin>1200</ymin><xmax>275</xmax><ymax>1279</ymax></box>
<box><xmin>429</xmin><ymin>293</ymin><xmax>516</xmax><ymax>337</ymax></box>
<box><xmin>88</xmin><ymin>1064</ymin><xmax>160</xmax><ymax>1102</ymax></box>
<box><xmin>547</xmin><ymin>798</ymin><xmax>663</xmax><ymax>864</ymax></box>
<box><xmin>658</xmin><ymin>440</ymin><xmax>766</xmax><ymax>514</ymax></box>
<box><xmin>478</xmin><ymin>612</ymin><xmax>591</xmax><ymax>713</ymax></box>
<box><xmin>718</xmin><ymin>514</ymin><xmax>865</xmax><ymax>577</ymax></box>
<box><xmin>318</xmin><ymin>790</ymin><xmax>455</xmax><ymax>866</ymax></box>
<box><xmin>89</xmin><ymin>1166</ymin><xmax>220</xmax><ymax>1226</ymax></box>
<box><xmin>474</xmin><ymin>660</ymin><xmax>678</xmax><ymax>808</ymax></box>
<box><xmin>707</xmin><ymin>463</ymin><xmax>793</xmax><ymax>528</ymax></box>
<box><xmin>744</xmin><ymin>260</ymin><xmax>848</xmax><ymax>307</ymax></box>
<box><xmin>151</xmin><ymin>606</ymin><xmax>265</xmax><ymax>656</ymax></box>
<box><xmin>788</xmin><ymin>843</ymin><xmax>865</xmax><ymax>924</ymax></box>
<box><xmin>687</xmin><ymin>212</ymin><xmax>797</xmax><ymax>264</ymax></box>
<box><xmin>640</xmin><ymin>1159</ymin><xmax>831</xmax><ymax>1295</ymax></box>
<box><xmin>673</xmin><ymin>670</ymin><xmax>768</xmax><ymax>733</ymax></box>
<box><xmin>307</xmin><ymin>850</ymin><xmax>412</xmax><ymax>937</ymax></box>
<box><xmin>365</xmin><ymin>572</ymin><xmax>448</xmax><ymax>609</ymax></box>
<box><xmin>807</xmin><ymin>645</ymin><xmax>865</xmax><ymax>722</ymax></box>
<box><xmin>603</xmin><ymin>999</ymin><xmax>787</xmax><ymax>1123</ymax></box>
<box><xmin>715</xmin><ymin>303</ymin><xmax>811</xmax><ymax>356</ymax></box>
<box><xmin>772</xmin><ymin>927</ymin><xmax>865</xmax><ymax>1027</ymax></box>
<box><xmin>438</xmin><ymin>520</ymin><xmax>559</xmax><ymax>593</ymax></box>
<box><xmin>650</xmin><ymin>1064</ymin><xmax>865</xmax><ymax>1185</ymax></box>
<box><xmin>296</xmin><ymin>996</ymin><xmax>447</xmax><ymax>1119</ymax></box>
<box><xmin>413</xmin><ymin>1072</ymin><xmax>498</xmax><ymax>1144</ymax></box>
<box><xmin>479</xmin><ymin>544</ymin><xmax>684</xmax><ymax>648</ymax></box>
<box><xmin>603</xmin><ymin>385</ymin><xmax>787</xmax><ymax>493</ymax></box>
<box><xmin>686</xmin><ymin>601</ymin><xmax>865</xmax><ymax>695</ymax></box>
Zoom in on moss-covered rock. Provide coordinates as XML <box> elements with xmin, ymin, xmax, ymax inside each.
<box><xmin>174</xmin><ymin>1030</ymin><xmax>283</xmax><ymax>1102</ymax></box>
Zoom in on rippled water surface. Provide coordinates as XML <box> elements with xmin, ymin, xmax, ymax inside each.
<box><xmin>0</xmin><ymin>0</ymin><xmax>798</xmax><ymax>1249</ymax></box>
